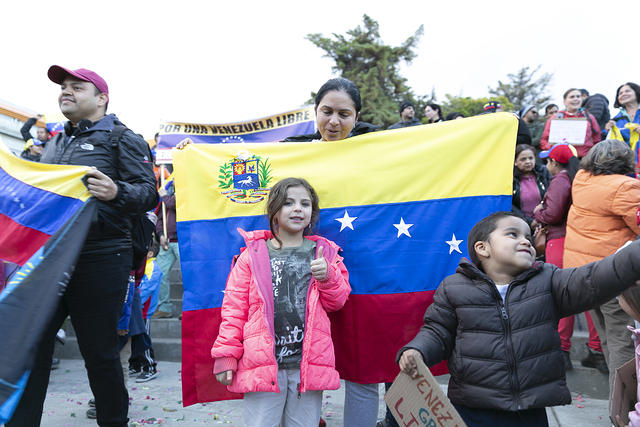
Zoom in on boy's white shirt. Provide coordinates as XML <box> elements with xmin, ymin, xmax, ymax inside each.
<box><xmin>495</xmin><ymin>284</ymin><xmax>509</xmax><ymax>301</ymax></box>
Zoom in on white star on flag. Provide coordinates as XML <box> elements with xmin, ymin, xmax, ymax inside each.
<box><xmin>335</xmin><ymin>210</ymin><xmax>357</xmax><ymax>232</ymax></box>
<box><xmin>446</xmin><ymin>233</ymin><xmax>463</xmax><ymax>254</ymax></box>
<box><xmin>393</xmin><ymin>218</ymin><xmax>413</xmax><ymax>238</ymax></box>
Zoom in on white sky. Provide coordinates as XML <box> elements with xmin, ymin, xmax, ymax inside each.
<box><xmin>2</xmin><ymin>0</ymin><xmax>638</xmax><ymax>138</ymax></box>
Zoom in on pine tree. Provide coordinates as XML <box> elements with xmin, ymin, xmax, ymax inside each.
<box><xmin>440</xmin><ymin>95</ymin><xmax>514</xmax><ymax>118</ymax></box>
<box><xmin>306</xmin><ymin>15</ymin><xmax>423</xmax><ymax>128</ymax></box>
<box><xmin>488</xmin><ymin>66</ymin><xmax>553</xmax><ymax>111</ymax></box>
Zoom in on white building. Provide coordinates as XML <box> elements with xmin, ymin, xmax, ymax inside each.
<box><xmin>0</xmin><ymin>99</ymin><xmax>44</xmax><ymax>156</ymax></box>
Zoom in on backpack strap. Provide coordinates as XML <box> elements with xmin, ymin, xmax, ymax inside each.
<box><xmin>109</xmin><ymin>124</ymin><xmax>128</xmax><ymax>178</ymax></box>
<box><xmin>109</xmin><ymin>123</ymin><xmax>154</xmax><ymax>177</ymax></box>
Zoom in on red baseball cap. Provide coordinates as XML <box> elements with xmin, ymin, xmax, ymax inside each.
<box><xmin>47</xmin><ymin>65</ymin><xmax>109</xmax><ymax>95</ymax></box>
<box><xmin>539</xmin><ymin>144</ymin><xmax>576</xmax><ymax>164</ymax></box>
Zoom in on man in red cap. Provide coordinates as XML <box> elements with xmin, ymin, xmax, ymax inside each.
<box><xmin>7</xmin><ymin>66</ymin><xmax>158</xmax><ymax>427</ymax></box>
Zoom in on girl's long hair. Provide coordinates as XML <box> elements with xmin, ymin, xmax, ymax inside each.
<box><xmin>267</xmin><ymin>177</ymin><xmax>320</xmax><ymax>247</ymax></box>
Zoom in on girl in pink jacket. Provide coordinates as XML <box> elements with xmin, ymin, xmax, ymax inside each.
<box><xmin>211</xmin><ymin>177</ymin><xmax>351</xmax><ymax>426</ymax></box>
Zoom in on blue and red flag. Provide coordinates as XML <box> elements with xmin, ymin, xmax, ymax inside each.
<box><xmin>173</xmin><ymin>113</ymin><xmax>518</xmax><ymax>405</ymax></box>
<box><xmin>0</xmin><ymin>143</ymin><xmax>96</xmax><ymax>423</ymax></box>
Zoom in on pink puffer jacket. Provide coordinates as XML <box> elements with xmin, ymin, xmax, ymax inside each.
<box><xmin>211</xmin><ymin>229</ymin><xmax>350</xmax><ymax>393</ymax></box>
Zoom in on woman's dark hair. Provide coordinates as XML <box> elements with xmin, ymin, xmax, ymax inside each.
<box><xmin>545</xmin><ymin>104</ymin><xmax>558</xmax><ymax>115</ymax></box>
<box><xmin>426</xmin><ymin>103</ymin><xmax>443</xmax><ymax>121</ymax></box>
<box><xmin>552</xmin><ymin>156</ymin><xmax>581</xmax><ymax>182</ymax></box>
<box><xmin>513</xmin><ymin>144</ymin><xmax>537</xmax><ymax>177</ymax></box>
<box><xmin>614</xmin><ymin>82</ymin><xmax>640</xmax><ymax>109</ymax></box>
<box><xmin>467</xmin><ymin>211</ymin><xmax>527</xmax><ymax>268</ymax></box>
<box><xmin>314</xmin><ymin>78</ymin><xmax>361</xmax><ymax>114</ymax></box>
<box><xmin>445</xmin><ymin>112</ymin><xmax>464</xmax><ymax>120</ymax></box>
<box><xmin>563</xmin><ymin>88</ymin><xmax>581</xmax><ymax>99</ymax></box>
<box><xmin>580</xmin><ymin>139</ymin><xmax>635</xmax><ymax>176</ymax></box>
<box><xmin>267</xmin><ymin>177</ymin><xmax>320</xmax><ymax>246</ymax></box>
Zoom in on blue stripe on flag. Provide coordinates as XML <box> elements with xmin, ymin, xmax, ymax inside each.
<box><xmin>0</xmin><ymin>167</ymin><xmax>84</xmax><ymax>235</ymax></box>
<box><xmin>178</xmin><ymin>194</ymin><xmax>510</xmax><ymax>311</ymax></box>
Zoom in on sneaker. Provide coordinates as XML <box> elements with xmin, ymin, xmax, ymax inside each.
<box><xmin>129</xmin><ymin>366</ymin><xmax>142</xmax><ymax>376</ymax></box>
<box><xmin>86</xmin><ymin>407</ymin><xmax>96</xmax><ymax>419</ymax></box>
<box><xmin>581</xmin><ymin>346</ymin><xmax>609</xmax><ymax>374</ymax></box>
<box><xmin>562</xmin><ymin>351</ymin><xmax>573</xmax><ymax>371</ymax></box>
<box><xmin>136</xmin><ymin>368</ymin><xmax>158</xmax><ymax>383</ymax></box>
<box><xmin>88</xmin><ymin>398</ymin><xmax>95</xmax><ymax>408</ymax></box>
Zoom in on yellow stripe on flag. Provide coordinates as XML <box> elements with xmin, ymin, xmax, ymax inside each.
<box><xmin>0</xmin><ymin>142</ymin><xmax>91</xmax><ymax>201</ymax></box>
<box><xmin>174</xmin><ymin>113</ymin><xmax>517</xmax><ymax>222</ymax></box>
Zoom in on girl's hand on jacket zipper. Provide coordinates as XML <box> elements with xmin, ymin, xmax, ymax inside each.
<box><xmin>310</xmin><ymin>246</ymin><xmax>327</xmax><ymax>281</ymax></box>
<box><xmin>215</xmin><ymin>370</ymin><xmax>233</xmax><ymax>385</ymax></box>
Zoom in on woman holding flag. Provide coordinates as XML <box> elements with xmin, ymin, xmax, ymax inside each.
<box><xmin>604</xmin><ymin>82</ymin><xmax>640</xmax><ymax>166</ymax></box>
<box><xmin>285</xmin><ymin>78</ymin><xmax>386</xmax><ymax>427</ymax></box>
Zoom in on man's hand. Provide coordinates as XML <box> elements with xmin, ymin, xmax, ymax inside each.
<box><xmin>399</xmin><ymin>349</ymin><xmax>423</xmax><ymax>379</ymax></box>
<box><xmin>158</xmin><ymin>187</ymin><xmax>168</xmax><ymax>198</ymax></box>
<box><xmin>215</xmin><ymin>370</ymin><xmax>233</xmax><ymax>385</ymax></box>
<box><xmin>85</xmin><ymin>167</ymin><xmax>118</xmax><ymax>201</ymax></box>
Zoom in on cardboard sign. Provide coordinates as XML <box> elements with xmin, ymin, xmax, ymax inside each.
<box><xmin>548</xmin><ymin>118</ymin><xmax>588</xmax><ymax>145</ymax></box>
<box><xmin>610</xmin><ymin>357</ymin><xmax>637</xmax><ymax>425</ymax></box>
<box><xmin>385</xmin><ymin>357</ymin><xmax>466</xmax><ymax>427</ymax></box>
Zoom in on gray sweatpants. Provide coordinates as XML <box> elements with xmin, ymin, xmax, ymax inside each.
<box><xmin>243</xmin><ymin>368</ymin><xmax>322</xmax><ymax>427</ymax></box>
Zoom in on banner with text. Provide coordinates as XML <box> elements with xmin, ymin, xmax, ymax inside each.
<box><xmin>155</xmin><ymin>106</ymin><xmax>316</xmax><ymax>163</ymax></box>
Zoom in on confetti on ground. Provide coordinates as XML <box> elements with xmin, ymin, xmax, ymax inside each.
<box><xmin>577</xmin><ymin>404</ymin><xmax>584</xmax><ymax>408</ymax></box>
<box><xmin>70</xmin><ymin>413</ymin><xmax>76</xmax><ymax>417</ymax></box>
<box><xmin>576</xmin><ymin>394</ymin><xmax>585</xmax><ymax>402</ymax></box>
<box><xmin>162</xmin><ymin>406</ymin><xmax>177</xmax><ymax>412</ymax></box>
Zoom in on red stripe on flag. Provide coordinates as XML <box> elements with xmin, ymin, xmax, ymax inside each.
<box><xmin>182</xmin><ymin>291</ymin><xmax>447</xmax><ymax>405</ymax></box>
<box><xmin>0</xmin><ymin>213</ymin><xmax>50</xmax><ymax>265</ymax></box>
<box><xmin>330</xmin><ymin>291</ymin><xmax>447</xmax><ymax>384</ymax></box>
<box><xmin>181</xmin><ymin>308</ymin><xmax>242</xmax><ymax>406</ymax></box>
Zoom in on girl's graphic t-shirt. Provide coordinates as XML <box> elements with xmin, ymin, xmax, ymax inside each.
<box><xmin>267</xmin><ymin>239</ymin><xmax>315</xmax><ymax>368</ymax></box>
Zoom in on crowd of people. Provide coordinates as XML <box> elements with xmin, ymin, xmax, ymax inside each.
<box><xmin>3</xmin><ymin>66</ymin><xmax>640</xmax><ymax>427</ymax></box>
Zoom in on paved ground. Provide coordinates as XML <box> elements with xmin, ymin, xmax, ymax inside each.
<box><xmin>2</xmin><ymin>359</ymin><xmax>610</xmax><ymax>426</ymax></box>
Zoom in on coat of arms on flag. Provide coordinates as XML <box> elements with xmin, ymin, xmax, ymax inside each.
<box><xmin>218</xmin><ymin>152</ymin><xmax>273</xmax><ymax>204</ymax></box>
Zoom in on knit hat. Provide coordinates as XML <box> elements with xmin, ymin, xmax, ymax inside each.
<box><xmin>482</xmin><ymin>101</ymin><xmax>502</xmax><ymax>113</ymax></box>
<box><xmin>399</xmin><ymin>101</ymin><xmax>414</xmax><ymax>114</ymax></box>
<box><xmin>518</xmin><ymin>105</ymin><xmax>536</xmax><ymax>119</ymax></box>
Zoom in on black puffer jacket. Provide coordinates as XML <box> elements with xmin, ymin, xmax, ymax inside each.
<box><xmin>40</xmin><ymin>114</ymin><xmax>158</xmax><ymax>254</ymax></box>
<box><xmin>282</xmin><ymin>121</ymin><xmax>380</xmax><ymax>142</ymax></box>
<box><xmin>399</xmin><ymin>241</ymin><xmax>640</xmax><ymax>411</ymax></box>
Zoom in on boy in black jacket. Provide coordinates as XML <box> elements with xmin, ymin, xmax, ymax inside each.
<box><xmin>397</xmin><ymin>211</ymin><xmax>640</xmax><ymax>427</ymax></box>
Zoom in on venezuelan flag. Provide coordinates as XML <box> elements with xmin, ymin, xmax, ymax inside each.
<box><xmin>0</xmin><ymin>143</ymin><xmax>91</xmax><ymax>265</ymax></box>
<box><xmin>174</xmin><ymin>113</ymin><xmax>517</xmax><ymax>405</ymax></box>
<box><xmin>0</xmin><ymin>142</ymin><xmax>97</xmax><ymax>423</ymax></box>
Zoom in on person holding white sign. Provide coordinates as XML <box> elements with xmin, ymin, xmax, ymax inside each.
<box><xmin>540</xmin><ymin>88</ymin><xmax>601</xmax><ymax>157</ymax></box>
